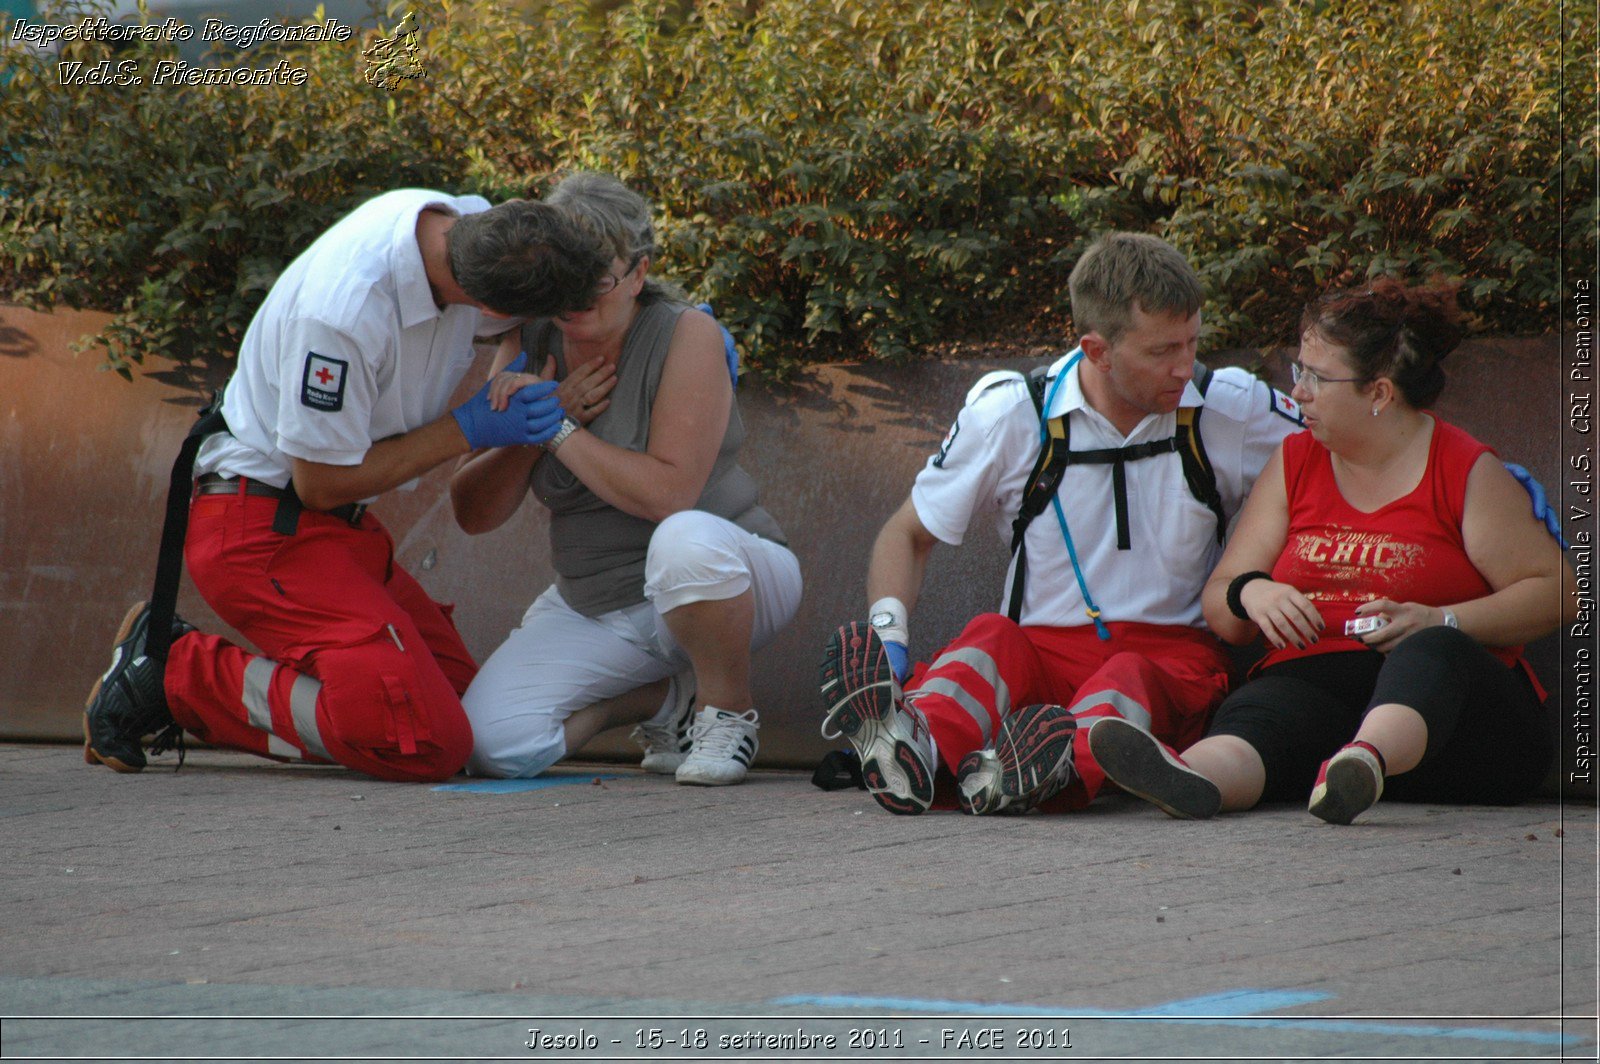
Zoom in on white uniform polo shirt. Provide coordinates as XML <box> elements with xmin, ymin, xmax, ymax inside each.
<box><xmin>196</xmin><ymin>189</ymin><xmax>495</xmax><ymax>495</ymax></box>
<box><xmin>911</xmin><ymin>350</ymin><xmax>1301</xmax><ymax>629</ymax></box>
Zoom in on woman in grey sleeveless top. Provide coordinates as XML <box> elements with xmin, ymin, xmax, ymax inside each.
<box><xmin>450</xmin><ymin>173</ymin><xmax>803</xmax><ymax>785</ymax></box>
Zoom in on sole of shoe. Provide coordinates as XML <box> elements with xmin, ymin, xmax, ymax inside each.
<box><xmin>1088</xmin><ymin>717</ymin><xmax>1220</xmax><ymax>820</ymax></box>
<box><xmin>957</xmin><ymin>704</ymin><xmax>1077</xmax><ymax>815</ymax></box>
<box><xmin>819</xmin><ymin>623</ymin><xmax>932</xmax><ymax>816</ymax></box>
<box><xmin>83</xmin><ymin>601</ymin><xmax>149</xmax><ymax>774</ymax></box>
<box><xmin>675</xmin><ymin>765</ymin><xmax>747</xmax><ymax>787</ymax></box>
<box><xmin>1308</xmin><ymin>756</ymin><xmax>1380</xmax><ymax>825</ymax></box>
<box><xmin>640</xmin><ymin>753</ymin><xmax>687</xmax><ymax>774</ymax></box>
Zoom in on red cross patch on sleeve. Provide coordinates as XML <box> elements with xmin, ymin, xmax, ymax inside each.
<box><xmin>301</xmin><ymin>353</ymin><xmax>348</xmax><ymax>412</ymax></box>
<box><xmin>1269</xmin><ymin>388</ymin><xmax>1303</xmax><ymax>425</ymax></box>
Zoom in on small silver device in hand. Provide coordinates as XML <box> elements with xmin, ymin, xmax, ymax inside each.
<box><xmin>1345</xmin><ymin>616</ymin><xmax>1388</xmax><ymax>637</ymax></box>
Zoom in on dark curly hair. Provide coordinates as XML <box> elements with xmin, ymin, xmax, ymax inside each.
<box><xmin>1300</xmin><ymin>278</ymin><xmax>1465</xmax><ymax>409</ymax></box>
<box><xmin>446</xmin><ymin>200</ymin><xmax>610</xmax><ymax>318</ymax></box>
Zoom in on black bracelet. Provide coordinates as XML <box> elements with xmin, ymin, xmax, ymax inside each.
<box><xmin>1226</xmin><ymin>570</ymin><xmax>1272</xmax><ymax>620</ymax></box>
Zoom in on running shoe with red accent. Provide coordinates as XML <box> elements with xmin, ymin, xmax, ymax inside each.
<box><xmin>1308</xmin><ymin>741</ymin><xmax>1385</xmax><ymax>825</ymax></box>
<box><xmin>1087</xmin><ymin>716</ymin><xmax>1221</xmax><ymax>820</ymax></box>
<box><xmin>956</xmin><ymin>702</ymin><xmax>1078</xmax><ymax>815</ymax></box>
<box><xmin>819</xmin><ymin>622</ymin><xmax>935</xmax><ymax>815</ymax></box>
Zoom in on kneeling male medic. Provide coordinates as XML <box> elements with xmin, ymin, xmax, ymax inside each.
<box><xmin>84</xmin><ymin>190</ymin><xmax>609</xmax><ymax>782</ymax></box>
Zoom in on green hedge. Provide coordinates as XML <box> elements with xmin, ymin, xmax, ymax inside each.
<box><xmin>1</xmin><ymin>0</ymin><xmax>1590</xmax><ymax>381</ymax></box>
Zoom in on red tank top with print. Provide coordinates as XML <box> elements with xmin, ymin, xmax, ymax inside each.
<box><xmin>1258</xmin><ymin>417</ymin><xmax>1527</xmax><ymax>675</ymax></box>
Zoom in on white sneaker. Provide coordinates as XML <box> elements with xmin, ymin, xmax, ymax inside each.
<box><xmin>632</xmin><ymin>670</ymin><xmax>696</xmax><ymax>774</ymax></box>
<box><xmin>675</xmin><ymin>706</ymin><xmax>759</xmax><ymax>786</ymax></box>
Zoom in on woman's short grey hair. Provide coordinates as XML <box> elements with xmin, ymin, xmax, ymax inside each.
<box><xmin>547</xmin><ymin>172</ymin><xmax>659</xmax><ymax>265</ymax></box>
<box><xmin>547</xmin><ymin>171</ymin><xmax>684</xmax><ymax>303</ymax></box>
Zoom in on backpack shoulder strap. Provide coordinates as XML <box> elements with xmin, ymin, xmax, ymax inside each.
<box><xmin>1013</xmin><ymin>365</ymin><xmax>1071</xmax><ymax>540</ymax></box>
<box><xmin>1175</xmin><ymin>361</ymin><xmax>1225</xmax><ymax>544</ymax></box>
<box><xmin>1006</xmin><ymin>364</ymin><xmax>1072</xmax><ymax>621</ymax></box>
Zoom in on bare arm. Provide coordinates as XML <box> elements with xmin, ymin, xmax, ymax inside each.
<box><xmin>291</xmin><ymin>417</ymin><xmax>470</xmax><ymax>512</ymax></box>
<box><xmin>1459</xmin><ymin>455</ymin><xmax>1577</xmax><ymax>637</ymax></box>
<box><xmin>1201</xmin><ymin>446</ymin><xmax>1324</xmax><ymax>648</ymax></box>
<box><xmin>866</xmin><ymin>496</ymin><xmax>941</xmax><ymax>616</ymax></box>
<box><xmin>542</xmin><ymin>309</ymin><xmax>730</xmax><ymax>523</ymax></box>
<box><xmin>1360</xmin><ymin>453</ymin><xmax>1576</xmax><ymax>652</ymax></box>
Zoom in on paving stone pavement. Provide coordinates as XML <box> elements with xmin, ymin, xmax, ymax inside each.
<box><xmin>1</xmin><ymin>742</ymin><xmax>1595</xmax><ymax>1063</ymax></box>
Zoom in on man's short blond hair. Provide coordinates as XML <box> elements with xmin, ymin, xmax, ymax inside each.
<box><xmin>1068</xmin><ymin>232</ymin><xmax>1204</xmax><ymax>345</ymax></box>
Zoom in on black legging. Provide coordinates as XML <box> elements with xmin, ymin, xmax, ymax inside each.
<box><xmin>1207</xmin><ymin>626</ymin><xmax>1551</xmax><ymax>804</ymax></box>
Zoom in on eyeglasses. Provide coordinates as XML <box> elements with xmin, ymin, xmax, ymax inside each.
<box><xmin>1290</xmin><ymin>361</ymin><xmax>1367</xmax><ymax>395</ymax></box>
<box><xmin>592</xmin><ymin>255</ymin><xmax>643</xmax><ymax>298</ymax></box>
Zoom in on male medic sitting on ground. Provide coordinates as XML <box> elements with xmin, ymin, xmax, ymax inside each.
<box><xmin>817</xmin><ymin>231</ymin><xmax>1303</xmax><ymax>815</ymax></box>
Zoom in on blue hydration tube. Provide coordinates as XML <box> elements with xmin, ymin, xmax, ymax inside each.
<box><xmin>1040</xmin><ymin>351</ymin><xmax>1111</xmax><ymax>641</ymax></box>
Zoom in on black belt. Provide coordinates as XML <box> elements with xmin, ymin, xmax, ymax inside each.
<box><xmin>194</xmin><ymin>473</ymin><xmax>368</xmax><ymax>526</ymax></box>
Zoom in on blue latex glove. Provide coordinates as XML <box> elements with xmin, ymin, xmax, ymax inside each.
<box><xmin>883</xmin><ymin>640</ymin><xmax>910</xmax><ymax>685</ymax></box>
<box><xmin>695</xmin><ymin>302</ymin><xmax>739</xmax><ymax>387</ymax></box>
<box><xmin>1505</xmin><ymin>463</ymin><xmax>1568</xmax><ymax>548</ymax></box>
<box><xmin>452</xmin><ymin>370</ymin><xmax>564</xmax><ymax>449</ymax></box>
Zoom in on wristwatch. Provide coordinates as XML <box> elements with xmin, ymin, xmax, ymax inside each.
<box><xmin>870</xmin><ymin>611</ymin><xmax>898</xmax><ymax>631</ymax></box>
<box><xmin>546</xmin><ymin>416</ymin><xmax>580</xmax><ymax>452</ymax></box>
<box><xmin>1440</xmin><ymin>608</ymin><xmax>1459</xmax><ymax>629</ymax></box>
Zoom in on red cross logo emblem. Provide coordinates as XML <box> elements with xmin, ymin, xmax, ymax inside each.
<box><xmin>302</xmin><ymin>353</ymin><xmax>348</xmax><ymax>411</ymax></box>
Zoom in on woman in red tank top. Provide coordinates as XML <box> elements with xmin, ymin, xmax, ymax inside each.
<box><xmin>1086</xmin><ymin>280</ymin><xmax>1574</xmax><ymax>825</ymax></box>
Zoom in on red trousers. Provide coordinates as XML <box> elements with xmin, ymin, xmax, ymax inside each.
<box><xmin>163</xmin><ymin>488</ymin><xmax>476</xmax><ymax>782</ymax></box>
<box><xmin>907</xmin><ymin>613</ymin><xmax>1232</xmax><ymax>811</ymax></box>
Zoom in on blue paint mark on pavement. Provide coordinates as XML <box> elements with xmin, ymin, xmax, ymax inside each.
<box><xmin>433</xmin><ymin>775</ymin><xmax>621</xmax><ymax>794</ymax></box>
<box><xmin>771</xmin><ymin>991</ymin><xmax>1583</xmax><ymax>1048</ymax></box>
<box><xmin>1121</xmin><ymin>989</ymin><xmax>1332</xmax><ymax>1016</ymax></box>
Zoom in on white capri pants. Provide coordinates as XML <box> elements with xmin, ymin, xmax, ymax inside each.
<box><xmin>463</xmin><ymin>510</ymin><xmax>803</xmax><ymax>778</ymax></box>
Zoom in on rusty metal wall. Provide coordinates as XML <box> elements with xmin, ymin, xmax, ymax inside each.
<box><xmin>0</xmin><ymin>304</ymin><xmax>1578</xmax><ymax>791</ymax></box>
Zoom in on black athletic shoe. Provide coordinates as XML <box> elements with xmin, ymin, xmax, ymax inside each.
<box><xmin>83</xmin><ymin>602</ymin><xmax>192</xmax><ymax>773</ymax></box>
<box><xmin>1086</xmin><ymin>716</ymin><xmax>1221</xmax><ymax>820</ymax></box>
<box><xmin>956</xmin><ymin>703</ymin><xmax>1079</xmax><ymax>815</ymax></box>
<box><xmin>819</xmin><ymin>622</ymin><xmax>935</xmax><ymax>815</ymax></box>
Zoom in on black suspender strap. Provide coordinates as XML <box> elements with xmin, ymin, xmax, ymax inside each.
<box><xmin>1056</xmin><ymin>438</ymin><xmax>1178</xmax><ymax>464</ymax></box>
<box><xmin>1058</xmin><ymin>436</ymin><xmax>1182</xmax><ymax>551</ymax></box>
<box><xmin>144</xmin><ymin>395</ymin><xmax>229</xmax><ymax>665</ymax></box>
<box><xmin>1111</xmin><ymin>458</ymin><xmax>1130</xmax><ymax>550</ymax></box>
